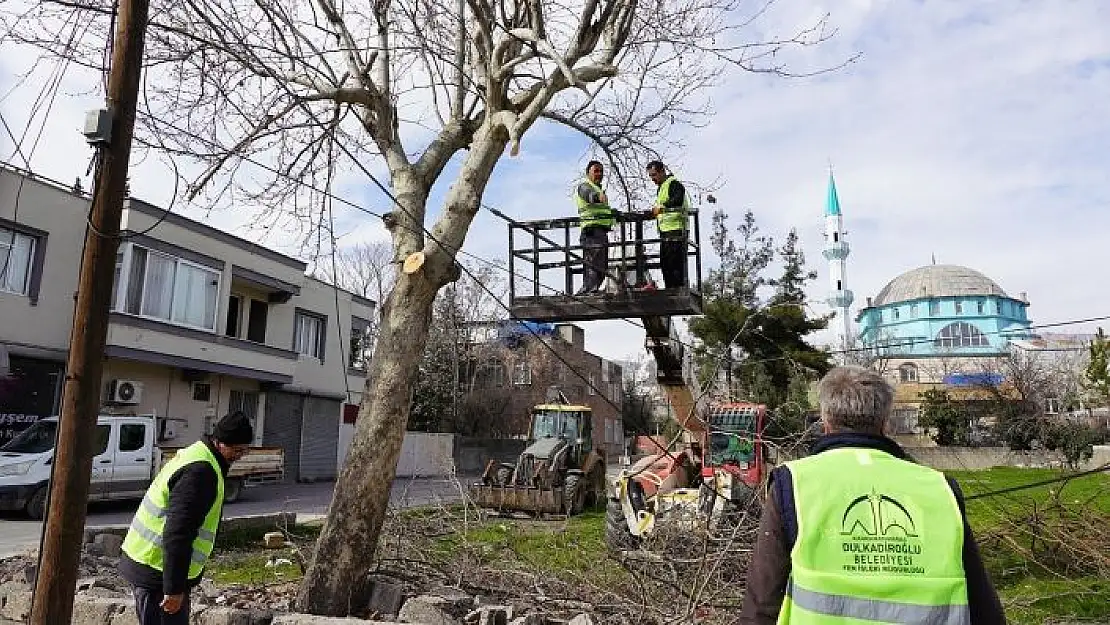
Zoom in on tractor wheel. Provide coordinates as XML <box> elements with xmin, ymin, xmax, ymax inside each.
<box><xmin>495</xmin><ymin>466</ymin><xmax>513</xmax><ymax>486</ymax></box>
<box><xmin>563</xmin><ymin>474</ymin><xmax>584</xmax><ymax>515</ymax></box>
<box><xmin>605</xmin><ymin>497</ymin><xmax>638</xmax><ymax>553</ymax></box>
<box><xmin>583</xmin><ymin>465</ymin><xmax>606</xmax><ymax>510</ymax></box>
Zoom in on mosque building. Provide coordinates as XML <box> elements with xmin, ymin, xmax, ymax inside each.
<box><xmin>821</xmin><ymin>174</ymin><xmax>1039</xmax><ymax>435</ymax></box>
<box><xmin>855</xmin><ymin>263</ymin><xmax>1035</xmax><ymax>385</ymax></box>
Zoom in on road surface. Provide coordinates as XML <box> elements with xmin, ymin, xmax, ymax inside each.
<box><xmin>0</xmin><ymin>476</ymin><xmax>468</xmax><ymax>559</ymax></box>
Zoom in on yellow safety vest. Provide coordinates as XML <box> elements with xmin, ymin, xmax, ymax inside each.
<box><xmin>655</xmin><ymin>175</ymin><xmax>689</xmax><ymax>233</ymax></box>
<box><xmin>777</xmin><ymin>447</ymin><xmax>969</xmax><ymax>624</ymax></box>
<box><xmin>121</xmin><ymin>441</ymin><xmax>224</xmax><ymax>580</ymax></box>
<box><xmin>575</xmin><ymin>178</ymin><xmax>615</xmax><ymax>229</ymax></box>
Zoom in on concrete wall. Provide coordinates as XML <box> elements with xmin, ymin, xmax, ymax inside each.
<box><xmin>906</xmin><ymin>445</ymin><xmax>1110</xmax><ymax>471</ymax></box>
<box><xmin>395</xmin><ymin>432</ymin><xmax>456</xmax><ymax>477</ymax></box>
<box><xmin>453</xmin><ymin>437</ymin><xmax>527</xmax><ymax>476</ymax></box>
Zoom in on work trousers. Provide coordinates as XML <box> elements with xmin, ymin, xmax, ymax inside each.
<box><xmin>579</xmin><ymin>226</ymin><xmax>611</xmax><ymax>293</ymax></box>
<box><xmin>132</xmin><ymin>586</ymin><xmax>191</xmax><ymax>625</ymax></box>
<box><xmin>660</xmin><ymin>230</ymin><xmax>687</xmax><ymax>289</ymax></box>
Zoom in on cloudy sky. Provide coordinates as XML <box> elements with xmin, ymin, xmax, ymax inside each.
<box><xmin>2</xmin><ymin>0</ymin><xmax>1109</xmax><ymax>365</ymax></box>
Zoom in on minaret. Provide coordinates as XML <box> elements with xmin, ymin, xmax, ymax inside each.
<box><xmin>822</xmin><ymin>171</ymin><xmax>854</xmax><ymax>349</ymax></box>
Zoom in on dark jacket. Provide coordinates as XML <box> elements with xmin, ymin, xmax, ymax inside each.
<box><xmin>119</xmin><ymin>437</ymin><xmax>230</xmax><ymax>595</ymax></box>
<box><xmin>739</xmin><ymin>432</ymin><xmax>1006</xmax><ymax>625</ymax></box>
<box><xmin>658</xmin><ymin>177</ymin><xmax>686</xmax><ymax>210</ymax></box>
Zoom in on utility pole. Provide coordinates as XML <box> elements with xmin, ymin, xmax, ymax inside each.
<box><xmin>30</xmin><ymin>0</ymin><xmax>149</xmax><ymax>622</ymax></box>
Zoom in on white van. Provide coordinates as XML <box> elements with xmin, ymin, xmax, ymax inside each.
<box><xmin>0</xmin><ymin>414</ymin><xmax>284</xmax><ymax>519</ymax></box>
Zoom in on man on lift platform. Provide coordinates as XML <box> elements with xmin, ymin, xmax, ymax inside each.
<box><xmin>647</xmin><ymin>160</ymin><xmax>689</xmax><ymax>289</ymax></box>
<box><xmin>575</xmin><ymin>160</ymin><xmax>617</xmax><ymax>295</ymax></box>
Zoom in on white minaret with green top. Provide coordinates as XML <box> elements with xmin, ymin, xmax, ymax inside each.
<box><xmin>822</xmin><ymin>172</ymin><xmax>854</xmax><ymax>348</ymax></box>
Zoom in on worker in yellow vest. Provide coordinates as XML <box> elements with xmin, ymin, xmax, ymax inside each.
<box><xmin>574</xmin><ymin>160</ymin><xmax>617</xmax><ymax>295</ymax></box>
<box><xmin>646</xmin><ymin>160</ymin><xmax>689</xmax><ymax>289</ymax></box>
<box><xmin>119</xmin><ymin>411</ymin><xmax>253</xmax><ymax>624</ymax></box>
<box><xmin>740</xmin><ymin>366</ymin><xmax>1006</xmax><ymax>625</ymax></box>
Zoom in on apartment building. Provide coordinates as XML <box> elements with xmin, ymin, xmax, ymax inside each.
<box><xmin>461</xmin><ymin>322</ymin><xmax>624</xmax><ymax>459</ymax></box>
<box><xmin>0</xmin><ymin>165</ymin><xmax>374</xmax><ymax>481</ymax></box>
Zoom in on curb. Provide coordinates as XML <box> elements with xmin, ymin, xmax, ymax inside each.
<box><xmin>82</xmin><ymin>513</ymin><xmax>298</xmax><ymax>545</ymax></box>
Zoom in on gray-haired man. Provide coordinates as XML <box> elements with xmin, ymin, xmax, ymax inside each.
<box><xmin>740</xmin><ymin>366</ymin><xmax>1005</xmax><ymax>624</ymax></box>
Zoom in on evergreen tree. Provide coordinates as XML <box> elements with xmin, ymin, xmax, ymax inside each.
<box><xmin>689</xmin><ymin>211</ymin><xmax>831</xmax><ymax>431</ymax></box>
<box><xmin>689</xmin><ymin>209</ymin><xmax>773</xmax><ymax>395</ymax></box>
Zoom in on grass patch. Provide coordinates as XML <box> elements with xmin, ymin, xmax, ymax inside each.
<box><xmin>945</xmin><ymin>467</ymin><xmax>1110</xmax><ymax>624</ymax></box>
<box><xmin>208</xmin><ymin>551</ymin><xmax>302</xmax><ymax>586</ymax></box>
<box><xmin>208</xmin><ymin>522</ymin><xmax>321</xmax><ymax>586</ymax></box>
<box><xmin>947</xmin><ymin>466</ymin><xmax>1110</xmax><ymax>532</ymax></box>
<box><xmin>435</xmin><ymin>509</ymin><xmax>625</xmax><ymax>583</ymax></box>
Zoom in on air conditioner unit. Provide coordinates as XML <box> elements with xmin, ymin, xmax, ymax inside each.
<box><xmin>107</xmin><ymin>379</ymin><xmax>144</xmax><ymax>405</ymax></box>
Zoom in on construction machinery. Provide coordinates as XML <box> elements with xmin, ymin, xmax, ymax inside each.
<box><xmin>469</xmin><ymin>389</ymin><xmax>608</xmax><ymax>516</ymax></box>
<box><xmin>606</xmin><ymin>401</ymin><xmax>768</xmax><ymax>549</ymax></box>
<box><xmin>501</xmin><ymin>206</ymin><xmax>771</xmax><ymax>546</ymax></box>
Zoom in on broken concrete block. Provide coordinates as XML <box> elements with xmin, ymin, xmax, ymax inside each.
<box><xmin>0</xmin><ymin>581</ymin><xmax>32</xmax><ymax>622</ymax></box>
<box><xmin>71</xmin><ymin>596</ymin><xmax>135</xmax><ymax>624</ymax></box>
<box><xmin>271</xmin><ymin>615</ymin><xmax>390</xmax><ymax>624</ymax></box>
<box><xmin>366</xmin><ymin>579</ymin><xmax>407</xmax><ymax>617</ymax></box>
<box><xmin>477</xmin><ymin>605</ymin><xmax>513</xmax><ymax>625</ymax></box>
<box><xmin>568</xmin><ymin>614</ymin><xmax>596</xmax><ymax>625</ymax></box>
<box><xmin>426</xmin><ymin>585</ymin><xmax>473</xmax><ymax>609</ymax></box>
<box><xmin>263</xmin><ymin>532</ymin><xmax>286</xmax><ymax>548</ymax></box>
<box><xmin>509</xmin><ymin>615</ymin><xmax>544</xmax><ymax>625</ymax></box>
<box><xmin>194</xmin><ymin>606</ymin><xmax>275</xmax><ymax>625</ymax></box>
<box><xmin>399</xmin><ymin>596</ymin><xmax>461</xmax><ymax>625</ymax></box>
<box><xmin>93</xmin><ymin>532</ymin><xmax>125</xmax><ymax>557</ymax></box>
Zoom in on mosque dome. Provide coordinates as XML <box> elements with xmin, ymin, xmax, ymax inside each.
<box><xmin>872</xmin><ymin>264</ymin><xmax>1007</xmax><ymax>307</ymax></box>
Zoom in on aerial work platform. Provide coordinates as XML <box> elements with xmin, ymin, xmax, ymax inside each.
<box><xmin>506</xmin><ymin>211</ymin><xmax>703</xmax><ymax>323</ymax></box>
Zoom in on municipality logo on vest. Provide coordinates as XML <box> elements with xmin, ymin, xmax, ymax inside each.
<box><xmin>841</xmin><ymin>489</ymin><xmax>917</xmax><ymax>537</ymax></box>
<box><xmin>839</xmin><ymin>490</ymin><xmax>925</xmax><ymax>575</ymax></box>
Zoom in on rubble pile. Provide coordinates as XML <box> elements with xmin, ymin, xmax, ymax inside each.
<box><xmin>0</xmin><ymin>531</ymin><xmax>607</xmax><ymax>625</ymax></box>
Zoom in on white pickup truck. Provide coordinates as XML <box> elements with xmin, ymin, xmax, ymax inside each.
<box><xmin>0</xmin><ymin>414</ymin><xmax>284</xmax><ymax>519</ymax></box>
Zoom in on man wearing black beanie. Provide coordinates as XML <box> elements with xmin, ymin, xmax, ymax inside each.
<box><xmin>119</xmin><ymin>411</ymin><xmax>254</xmax><ymax>624</ymax></box>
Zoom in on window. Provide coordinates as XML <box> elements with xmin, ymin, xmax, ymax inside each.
<box><xmin>929</xmin><ymin>301</ymin><xmax>940</xmax><ymax>316</ymax></box>
<box><xmin>954</xmin><ymin>301</ymin><xmax>963</xmax><ymax>315</ymax></box>
<box><xmin>977</xmin><ymin>300</ymin><xmax>985</xmax><ymax>315</ymax></box>
<box><xmin>588</xmin><ymin>374</ymin><xmax>596</xmax><ymax>395</ymax></box>
<box><xmin>1045</xmin><ymin>398</ymin><xmax>1060</xmax><ymax>415</ymax></box>
<box><xmin>512</xmin><ymin>362</ymin><xmax>532</xmax><ymax>385</ymax></box>
<box><xmin>247</xmin><ymin>299</ymin><xmax>268</xmax><ymax>343</ymax></box>
<box><xmin>225</xmin><ymin>294</ymin><xmax>243</xmax><ymax>337</ymax></box>
<box><xmin>898</xmin><ymin>363</ymin><xmax>918</xmax><ymax>383</ymax></box>
<box><xmin>349</xmin><ymin>318</ymin><xmax>373</xmax><ymax>371</ymax></box>
<box><xmin>119</xmin><ymin>424</ymin><xmax>146</xmax><ymax>452</ymax></box>
<box><xmin>0</xmin><ymin>227</ymin><xmax>35</xmax><ymax>295</ymax></box>
<box><xmin>995</xmin><ymin>301</ymin><xmax>1001</xmax><ymax>315</ymax></box>
<box><xmin>121</xmin><ymin>246</ymin><xmax>220</xmax><ymax>330</ymax></box>
<box><xmin>934</xmin><ymin>322</ymin><xmax>990</xmax><ymax>348</ymax></box>
<box><xmin>294</xmin><ymin>311</ymin><xmax>325</xmax><ymax>359</ymax></box>
<box><xmin>93</xmin><ymin>425</ymin><xmax>110</xmax><ymax>456</ymax></box>
<box><xmin>893</xmin><ymin>308</ymin><xmax>900</xmax><ymax>320</ymax></box>
<box><xmin>909</xmin><ymin>304</ymin><xmax>918</xmax><ymax>318</ymax></box>
<box><xmin>192</xmin><ymin>383</ymin><xmax>211</xmax><ymax>402</ymax></box>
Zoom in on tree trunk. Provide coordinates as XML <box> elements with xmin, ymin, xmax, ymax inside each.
<box><xmin>296</xmin><ymin>126</ymin><xmax>509</xmax><ymax>616</ymax></box>
<box><xmin>296</xmin><ymin>270</ymin><xmax>437</xmax><ymax>616</ymax></box>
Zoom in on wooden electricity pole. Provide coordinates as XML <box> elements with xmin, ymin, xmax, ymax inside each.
<box><xmin>30</xmin><ymin>0</ymin><xmax>149</xmax><ymax>622</ymax></box>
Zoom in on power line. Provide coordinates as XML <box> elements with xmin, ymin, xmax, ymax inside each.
<box><xmin>964</xmin><ymin>462</ymin><xmax>1110</xmax><ymax>502</ymax></box>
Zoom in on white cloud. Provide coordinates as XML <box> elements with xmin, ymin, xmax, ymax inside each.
<box><xmin>3</xmin><ymin>0</ymin><xmax>1109</xmax><ymax>370</ymax></box>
